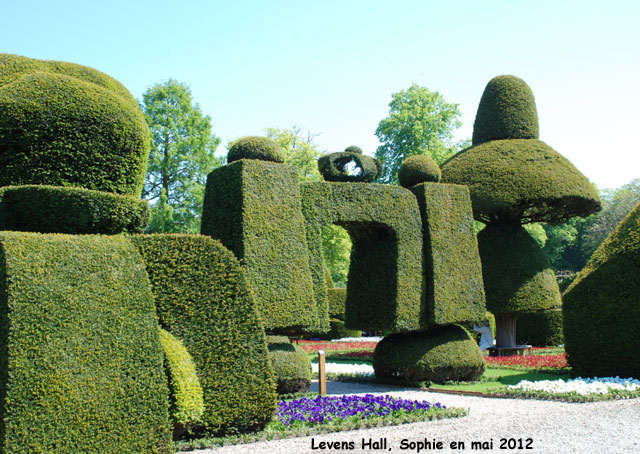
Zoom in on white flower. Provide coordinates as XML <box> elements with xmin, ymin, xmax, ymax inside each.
<box><xmin>509</xmin><ymin>377</ymin><xmax>640</xmax><ymax>396</ymax></box>
<box><xmin>312</xmin><ymin>362</ymin><xmax>374</xmax><ymax>376</ymax></box>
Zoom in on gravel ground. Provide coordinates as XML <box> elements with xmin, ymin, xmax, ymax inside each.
<box><xmin>177</xmin><ymin>380</ymin><xmax>640</xmax><ymax>454</ymax></box>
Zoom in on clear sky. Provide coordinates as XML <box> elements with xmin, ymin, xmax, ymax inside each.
<box><xmin>2</xmin><ymin>0</ymin><xmax>638</xmax><ymax>189</ymax></box>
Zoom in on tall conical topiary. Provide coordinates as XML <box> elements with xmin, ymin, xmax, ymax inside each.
<box><xmin>442</xmin><ymin>75</ymin><xmax>600</xmax><ymax>349</ymax></box>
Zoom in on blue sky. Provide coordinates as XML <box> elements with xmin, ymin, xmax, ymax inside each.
<box><xmin>2</xmin><ymin>0</ymin><xmax>638</xmax><ymax>189</ymax></box>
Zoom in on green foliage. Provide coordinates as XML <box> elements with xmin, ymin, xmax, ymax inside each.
<box><xmin>141</xmin><ymin>79</ymin><xmax>221</xmax><ymax>233</ymax></box>
<box><xmin>516</xmin><ymin>310</ymin><xmax>564</xmax><ymax>347</ymax></box>
<box><xmin>563</xmin><ymin>202</ymin><xmax>640</xmax><ymax>378</ymax></box>
<box><xmin>265</xmin><ymin>126</ymin><xmax>322</xmax><ymax>181</ymax></box>
<box><xmin>375</xmin><ymin>84</ymin><xmax>464</xmax><ymax>184</ymax></box>
<box><xmin>158</xmin><ymin>327</ymin><xmax>204</xmax><ymax>428</ymax></box>
<box><xmin>460</xmin><ymin>311</ymin><xmax>496</xmax><ymax>344</ymax></box>
<box><xmin>441</xmin><ymin>139</ymin><xmax>601</xmax><ymax>225</ymax></box>
<box><xmin>318</xmin><ymin>152</ymin><xmax>381</xmax><ymax>183</ymax></box>
<box><xmin>266</xmin><ymin>340</ymin><xmax>312</xmax><ymax>394</ymax></box>
<box><xmin>321</xmin><ymin>224</ymin><xmax>351</xmax><ymax>287</ymax></box>
<box><xmin>373</xmin><ymin>326</ymin><xmax>485</xmax><ymax>384</ymax></box>
<box><xmin>227</xmin><ymin>136</ymin><xmax>285</xmax><ymax>163</ymax></box>
<box><xmin>317</xmin><ymin>319</ymin><xmax>362</xmax><ymax>340</ymax></box>
<box><xmin>328</xmin><ymin>288</ymin><xmax>347</xmax><ymax>319</ymax></box>
<box><xmin>409</xmin><ymin>183</ymin><xmax>486</xmax><ymax>326</ymax></box>
<box><xmin>0</xmin><ymin>53</ymin><xmax>150</xmax><ymax>196</ymax></box>
<box><xmin>300</xmin><ymin>182</ymin><xmax>424</xmax><ymax>332</ymax></box>
<box><xmin>472</xmin><ymin>75</ymin><xmax>539</xmax><ymax>145</ymax></box>
<box><xmin>0</xmin><ymin>185</ymin><xmax>149</xmax><ymax>234</ymax></box>
<box><xmin>132</xmin><ymin>234</ymin><xmax>277</xmax><ymax>435</ymax></box>
<box><xmin>344</xmin><ymin>145</ymin><xmax>363</xmax><ymax>154</ymax></box>
<box><xmin>0</xmin><ymin>232</ymin><xmax>171</xmax><ymax>453</ymax></box>
<box><xmin>201</xmin><ymin>159</ymin><xmax>319</xmax><ymax>331</ymax></box>
<box><xmin>478</xmin><ymin>223</ymin><xmax>562</xmax><ymax>315</ymax></box>
<box><xmin>398</xmin><ymin>155</ymin><xmax>441</xmax><ymax>187</ymax></box>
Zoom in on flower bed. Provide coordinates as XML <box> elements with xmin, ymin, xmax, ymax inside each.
<box><xmin>499</xmin><ymin>376</ymin><xmax>640</xmax><ymax>401</ymax></box>
<box><xmin>485</xmin><ymin>353</ymin><xmax>567</xmax><ymax>371</ymax></box>
<box><xmin>311</xmin><ymin>361</ymin><xmax>374</xmax><ymax>377</ymax></box>
<box><xmin>299</xmin><ymin>340</ymin><xmax>378</xmax><ymax>354</ymax></box>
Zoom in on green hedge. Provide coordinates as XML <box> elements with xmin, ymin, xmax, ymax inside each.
<box><xmin>410</xmin><ymin>182</ymin><xmax>486</xmax><ymax>326</ymax></box>
<box><xmin>0</xmin><ymin>53</ymin><xmax>150</xmax><ymax>196</ymax></box>
<box><xmin>477</xmin><ymin>223</ymin><xmax>561</xmax><ymax>315</ymax></box>
<box><xmin>328</xmin><ymin>288</ymin><xmax>347</xmax><ymax>319</ymax></box>
<box><xmin>471</xmin><ymin>75</ymin><xmax>539</xmax><ymax>146</ymax></box>
<box><xmin>300</xmin><ymin>182</ymin><xmax>423</xmax><ymax>332</ymax></box>
<box><xmin>266</xmin><ymin>338</ymin><xmax>312</xmax><ymax>394</ymax></box>
<box><xmin>318</xmin><ymin>151</ymin><xmax>381</xmax><ymax>183</ymax></box>
<box><xmin>132</xmin><ymin>234</ymin><xmax>276</xmax><ymax>435</ymax></box>
<box><xmin>398</xmin><ymin>155</ymin><xmax>441</xmax><ymax>187</ymax></box>
<box><xmin>0</xmin><ymin>185</ymin><xmax>149</xmax><ymax>234</ymax></box>
<box><xmin>158</xmin><ymin>327</ymin><xmax>204</xmax><ymax>431</ymax></box>
<box><xmin>0</xmin><ymin>232</ymin><xmax>171</xmax><ymax>453</ymax></box>
<box><xmin>201</xmin><ymin>160</ymin><xmax>319</xmax><ymax>331</ymax></box>
<box><xmin>227</xmin><ymin>136</ymin><xmax>285</xmax><ymax>163</ymax></box>
<box><xmin>563</xmin><ymin>202</ymin><xmax>640</xmax><ymax>377</ymax></box>
<box><xmin>317</xmin><ymin>318</ymin><xmax>362</xmax><ymax>340</ymax></box>
<box><xmin>516</xmin><ymin>310</ymin><xmax>564</xmax><ymax>347</ymax></box>
<box><xmin>441</xmin><ymin>139</ymin><xmax>601</xmax><ymax>225</ymax></box>
<box><xmin>373</xmin><ymin>325</ymin><xmax>485</xmax><ymax>384</ymax></box>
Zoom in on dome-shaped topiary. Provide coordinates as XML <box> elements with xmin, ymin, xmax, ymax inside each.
<box><xmin>266</xmin><ymin>338</ymin><xmax>312</xmax><ymax>394</ymax></box>
<box><xmin>373</xmin><ymin>325</ymin><xmax>485</xmax><ymax>384</ymax></box>
<box><xmin>227</xmin><ymin>136</ymin><xmax>285</xmax><ymax>163</ymax></box>
<box><xmin>398</xmin><ymin>154</ymin><xmax>441</xmax><ymax>187</ymax></box>
<box><xmin>441</xmin><ymin>139</ymin><xmax>600</xmax><ymax>224</ymax></box>
<box><xmin>344</xmin><ymin>145</ymin><xmax>363</xmax><ymax>154</ymax></box>
<box><xmin>472</xmin><ymin>75</ymin><xmax>539</xmax><ymax>146</ymax></box>
<box><xmin>0</xmin><ymin>53</ymin><xmax>150</xmax><ymax>196</ymax></box>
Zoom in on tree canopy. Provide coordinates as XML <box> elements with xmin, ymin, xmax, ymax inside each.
<box><xmin>375</xmin><ymin>84</ymin><xmax>465</xmax><ymax>184</ymax></box>
<box><xmin>141</xmin><ymin>79</ymin><xmax>221</xmax><ymax>233</ymax></box>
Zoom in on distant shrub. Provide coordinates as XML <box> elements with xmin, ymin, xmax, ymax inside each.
<box><xmin>266</xmin><ymin>339</ymin><xmax>312</xmax><ymax>394</ymax></box>
<box><xmin>398</xmin><ymin>155</ymin><xmax>441</xmax><ymax>187</ymax></box>
<box><xmin>516</xmin><ymin>310</ymin><xmax>564</xmax><ymax>347</ymax></box>
<box><xmin>227</xmin><ymin>136</ymin><xmax>285</xmax><ymax>163</ymax></box>
<box><xmin>318</xmin><ymin>318</ymin><xmax>362</xmax><ymax>340</ymax></box>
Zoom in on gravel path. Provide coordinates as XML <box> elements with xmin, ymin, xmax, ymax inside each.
<box><xmin>177</xmin><ymin>380</ymin><xmax>640</xmax><ymax>454</ymax></box>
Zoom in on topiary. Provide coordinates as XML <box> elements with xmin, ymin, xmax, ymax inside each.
<box><xmin>373</xmin><ymin>325</ymin><xmax>485</xmax><ymax>384</ymax></box>
<box><xmin>398</xmin><ymin>155</ymin><xmax>441</xmax><ymax>187</ymax></box>
<box><xmin>227</xmin><ymin>136</ymin><xmax>285</xmax><ymax>163</ymax></box>
<box><xmin>317</xmin><ymin>151</ymin><xmax>381</xmax><ymax>183</ymax></box>
<box><xmin>344</xmin><ymin>145</ymin><xmax>363</xmax><ymax>154</ymax></box>
<box><xmin>158</xmin><ymin>327</ymin><xmax>204</xmax><ymax>438</ymax></box>
<box><xmin>516</xmin><ymin>309</ymin><xmax>563</xmax><ymax>347</ymax></box>
<box><xmin>266</xmin><ymin>339</ymin><xmax>312</xmax><ymax>394</ymax></box>
<box><xmin>0</xmin><ymin>53</ymin><xmax>150</xmax><ymax>196</ymax></box>
<box><xmin>318</xmin><ymin>318</ymin><xmax>362</xmax><ymax>340</ymax></box>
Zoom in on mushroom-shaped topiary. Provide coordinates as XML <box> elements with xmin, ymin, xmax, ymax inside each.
<box><xmin>227</xmin><ymin>136</ymin><xmax>285</xmax><ymax>163</ymax></box>
<box><xmin>344</xmin><ymin>145</ymin><xmax>363</xmax><ymax>154</ymax></box>
<box><xmin>441</xmin><ymin>75</ymin><xmax>601</xmax><ymax>349</ymax></box>
<box><xmin>398</xmin><ymin>154</ymin><xmax>441</xmax><ymax>188</ymax></box>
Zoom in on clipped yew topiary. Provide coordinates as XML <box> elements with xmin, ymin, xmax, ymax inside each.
<box><xmin>318</xmin><ymin>148</ymin><xmax>381</xmax><ymax>183</ymax></box>
<box><xmin>328</xmin><ymin>287</ymin><xmax>347</xmax><ymax>319</ymax></box>
<box><xmin>132</xmin><ymin>234</ymin><xmax>276</xmax><ymax>435</ymax></box>
<box><xmin>563</xmin><ymin>202</ymin><xmax>640</xmax><ymax>377</ymax></box>
<box><xmin>158</xmin><ymin>327</ymin><xmax>204</xmax><ymax>438</ymax></box>
<box><xmin>0</xmin><ymin>185</ymin><xmax>149</xmax><ymax>234</ymax></box>
<box><xmin>0</xmin><ymin>232</ymin><xmax>171</xmax><ymax>453</ymax></box>
<box><xmin>318</xmin><ymin>319</ymin><xmax>362</xmax><ymax>340</ymax></box>
<box><xmin>201</xmin><ymin>159</ymin><xmax>320</xmax><ymax>332</ymax></box>
<box><xmin>227</xmin><ymin>136</ymin><xmax>285</xmax><ymax>163</ymax></box>
<box><xmin>516</xmin><ymin>309</ymin><xmax>564</xmax><ymax>347</ymax></box>
<box><xmin>0</xmin><ymin>53</ymin><xmax>150</xmax><ymax>196</ymax></box>
<box><xmin>373</xmin><ymin>325</ymin><xmax>485</xmax><ymax>384</ymax></box>
<box><xmin>398</xmin><ymin>154</ymin><xmax>441</xmax><ymax>188</ymax></box>
<box><xmin>266</xmin><ymin>337</ymin><xmax>312</xmax><ymax>394</ymax></box>
<box><xmin>442</xmin><ymin>75</ymin><xmax>600</xmax><ymax>348</ymax></box>
<box><xmin>300</xmin><ymin>182</ymin><xmax>424</xmax><ymax>332</ymax></box>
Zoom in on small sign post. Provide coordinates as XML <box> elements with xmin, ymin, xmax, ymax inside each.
<box><xmin>318</xmin><ymin>350</ymin><xmax>327</xmax><ymax>396</ymax></box>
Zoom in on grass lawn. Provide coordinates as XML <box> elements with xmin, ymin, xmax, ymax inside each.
<box><xmin>428</xmin><ymin>368</ymin><xmax>571</xmax><ymax>393</ymax></box>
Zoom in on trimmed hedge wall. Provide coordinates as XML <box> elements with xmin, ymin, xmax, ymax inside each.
<box><xmin>0</xmin><ymin>185</ymin><xmax>149</xmax><ymax>234</ymax></box>
<box><xmin>472</xmin><ymin>75</ymin><xmax>539</xmax><ymax>146</ymax></box>
<box><xmin>563</xmin><ymin>202</ymin><xmax>640</xmax><ymax>377</ymax></box>
<box><xmin>410</xmin><ymin>182</ymin><xmax>486</xmax><ymax>326</ymax></box>
<box><xmin>266</xmin><ymin>337</ymin><xmax>312</xmax><ymax>394</ymax></box>
<box><xmin>300</xmin><ymin>182</ymin><xmax>423</xmax><ymax>332</ymax></box>
<box><xmin>201</xmin><ymin>160</ymin><xmax>320</xmax><ymax>331</ymax></box>
<box><xmin>132</xmin><ymin>234</ymin><xmax>276</xmax><ymax>435</ymax></box>
<box><xmin>516</xmin><ymin>310</ymin><xmax>564</xmax><ymax>347</ymax></box>
<box><xmin>0</xmin><ymin>232</ymin><xmax>171</xmax><ymax>453</ymax></box>
<box><xmin>158</xmin><ymin>327</ymin><xmax>204</xmax><ymax>431</ymax></box>
<box><xmin>477</xmin><ymin>223</ymin><xmax>561</xmax><ymax>315</ymax></box>
<box><xmin>0</xmin><ymin>53</ymin><xmax>150</xmax><ymax>196</ymax></box>
<box><xmin>441</xmin><ymin>139</ymin><xmax>601</xmax><ymax>225</ymax></box>
<box><xmin>373</xmin><ymin>326</ymin><xmax>485</xmax><ymax>384</ymax></box>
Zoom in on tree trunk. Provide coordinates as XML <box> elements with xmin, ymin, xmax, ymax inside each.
<box><xmin>495</xmin><ymin>313</ymin><xmax>517</xmax><ymax>348</ymax></box>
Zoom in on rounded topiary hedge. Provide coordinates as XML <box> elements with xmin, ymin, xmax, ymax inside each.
<box><xmin>398</xmin><ymin>154</ymin><xmax>441</xmax><ymax>187</ymax></box>
<box><xmin>516</xmin><ymin>309</ymin><xmax>564</xmax><ymax>347</ymax></box>
<box><xmin>373</xmin><ymin>325</ymin><xmax>485</xmax><ymax>384</ymax></box>
<box><xmin>0</xmin><ymin>185</ymin><xmax>149</xmax><ymax>234</ymax></box>
<box><xmin>472</xmin><ymin>75</ymin><xmax>539</xmax><ymax>146</ymax></box>
<box><xmin>0</xmin><ymin>53</ymin><xmax>150</xmax><ymax>196</ymax></box>
<box><xmin>132</xmin><ymin>234</ymin><xmax>276</xmax><ymax>435</ymax></box>
<box><xmin>441</xmin><ymin>139</ymin><xmax>601</xmax><ymax>225</ymax></box>
<box><xmin>227</xmin><ymin>136</ymin><xmax>285</xmax><ymax>163</ymax></box>
<box><xmin>563</xmin><ymin>202</ymin><xmax>640</xmax><ymax>378</ymax></box>
<box><xmin>266</xmin><ymin>337</ymin><xmax>312</xmax><ymax>394</ymax></box>
<box><xmin>344</xmin><ymin>145</ymin><xmax>363</xmax><ymax>154</ymax></box>
<box><xmin>158</xmin><ymin>327</ymin><xmax>204</xmax><ymax>437</ymax></box>
<box><xmin>317</xmin><ymin>152</ymin><xmax>381</xmax><ymax>183</ymax></box>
